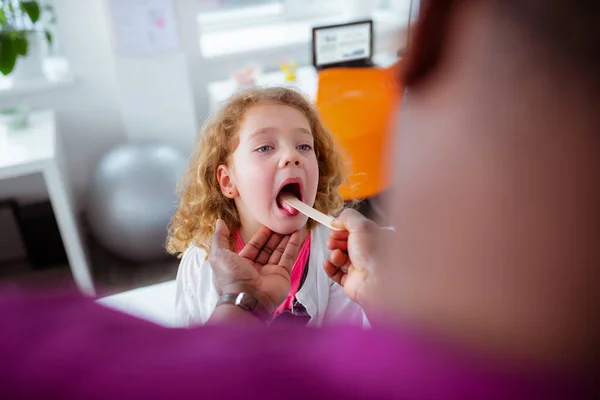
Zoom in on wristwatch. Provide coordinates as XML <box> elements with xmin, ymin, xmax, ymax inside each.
<box><xmin>216</xmin><ymin>292</ymin><xmax>272</xmax><ymax>323</ymax></box>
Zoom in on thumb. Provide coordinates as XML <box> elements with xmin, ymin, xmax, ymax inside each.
<box><xmin>211</xmin><ymin>219</ymin><xmax>231</xmax><ymax>253</ymax></box>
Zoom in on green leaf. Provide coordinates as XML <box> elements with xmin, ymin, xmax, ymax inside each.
<box><xmin>45</xmin><ymin>29</ymin><xmax>52</xmax><ymax>45</ymax></box>
<box><xmin>0</xmin><ymin>9</ymin><xmax>7</xmax><ymax>26</ymax></box>
<box><xmin>8</xmin><ymin>30</ymin><xmax>21</xmax><ymax>40</ymax></box>
<box><xmin>15</xmin><ymin>34</ymin><xmax>28</xmax><ymax>56</ymax></box>
<box><xmin>20</xmin><ymin>1</ymin><xmax>41</xmax><ymax>24</ymax></box>
<box><xmin>0</xmin><ymin>33</ymin><xmax>18</xmax><ymax>75</ymax></box>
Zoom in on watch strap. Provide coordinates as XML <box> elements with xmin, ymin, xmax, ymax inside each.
<box><xmin>216</xmin><ymin>292</ymin><xmax>272</xmax><ymax>323</ymax></box>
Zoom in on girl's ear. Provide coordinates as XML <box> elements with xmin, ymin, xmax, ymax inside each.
<box><xmin>217</xmin><ymin>165</ymin><xmax>238</xmax><ymax>198</ymax></box>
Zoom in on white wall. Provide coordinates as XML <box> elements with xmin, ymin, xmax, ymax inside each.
<box><xmin>110</xmin><ymin>0</ymin><xmax>199</xmax><ymax>152</ymax></box>
<box><xmin>0</xmin><ymin>0</ymin><xmax>126</xmax><ymax>209</ymax></box>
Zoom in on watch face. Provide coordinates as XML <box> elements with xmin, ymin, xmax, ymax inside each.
<box><xmin>237</xmin><ymin>293</ymin><xmax>258</xmax><ymax>310</ymax></box>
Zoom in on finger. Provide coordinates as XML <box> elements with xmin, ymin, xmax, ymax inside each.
<box><xmin>239</xmin><ymin>226</ymin><xmax>272</xmax><ymax>261</ymax></box>
<box><xmin>327</xmin><ymin>238</ymin><xmax>348</xmax><ymax>252</ymax></box>
<box><xmin>328</xmin><ymin>249</ymin><xmax>348</xmax><ymax>269</ymax></box>
<box><xmin>254</xmin><ymin>232</ymin><xmax>283</xmax><ymax>265</ymax></box>
<box><xmin>277</xmin><ymin>231</ymin><xmax>301</xmax><ymax>274</ymax></box>
<box><xmin>329</xmin><ymin>229</ymin><xmax>350</xmax><ymax>240</ymax></box>
<box><xmin>211</xmin><ymin>219</ymin><xmax>231</xmax><ymax>255</ymax></box>
<box><xmin>332</xmin><ymin>208</ymin><xmax>375</xmax><ymax>233</ymax></box>
<box><xmin>323</xmin><ymin>259</ymin><xmax>346</xmax><ymax>285</ymax></box>
<box><xmin>268</xmin><ymin>234</ymin><xmax>290</xmax><ymax>265</ymax></box>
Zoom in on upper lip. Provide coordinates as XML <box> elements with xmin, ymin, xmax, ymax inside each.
<box><xmin>276</xmin><ymin>177</ymin><xmax>304</xmax><ymax>202</ymax></box>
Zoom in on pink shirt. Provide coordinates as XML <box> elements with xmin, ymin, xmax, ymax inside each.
<box><xmin>0</xmin><ymin>289</ymin><xmax>590</xmax><ymax>399</ymax></box>
<box><xmin>235</xmin><ymin>231</ymin><xmax>311</xmax><ymax>317</ymax></box>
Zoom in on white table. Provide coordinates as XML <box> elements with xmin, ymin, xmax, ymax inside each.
<box><xmin>207</xmin><ymin>53</ymin><xmax>399</xmax><ymax>114</ymax></box>
<box><xmin>0</xmin><ymin>110</ymin><xmax>94</xmax><ymax>295</ymax></box>
<box><xmin>97</xmin><ymin>280</ymin><xmax>179</xmax><ymax>327</ymax></box>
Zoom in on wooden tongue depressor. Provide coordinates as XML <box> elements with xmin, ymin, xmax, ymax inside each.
<box><xmin>280</xmin><ymin>193</ymin><xmax>343</xmax><ymax>231</ymax></box>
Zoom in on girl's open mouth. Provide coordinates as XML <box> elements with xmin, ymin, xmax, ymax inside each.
<box><xmin>276</xmin><ymin>181</ymin><xmax>302</xmax><ymax>216</ymax></box>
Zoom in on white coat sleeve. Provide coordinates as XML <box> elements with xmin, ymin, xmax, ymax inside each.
<box><xmin>174</xmin><ymin>245</ymin><xmax>219</xmax><ymax>327</ymax></box>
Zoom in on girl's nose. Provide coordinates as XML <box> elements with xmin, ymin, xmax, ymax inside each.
<box><xmin>279</xmin><ymin>150</ymin><xmax>301</xmax><ymax>168</ymax></box>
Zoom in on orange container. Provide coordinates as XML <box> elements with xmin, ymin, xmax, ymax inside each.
<box><xmin>316</xmin><ymin>61</ymin><xmax>403</xmax><ymax>200</ymax></box>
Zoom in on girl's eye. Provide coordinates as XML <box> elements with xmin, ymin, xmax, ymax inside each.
<box><xmin>257</xmin><ymin>145</ymin><xmax>273</xmax><ymax>153</ymax></box>
<box><xmin>298</xmin><ymin>144</ymin><xmax>313</xmax><ymax>151</ymax></box>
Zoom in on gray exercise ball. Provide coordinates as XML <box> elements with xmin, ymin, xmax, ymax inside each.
<box><xmin>87</xmin><ymin>142</ymin><xmax>187</xmax><ymax>262</ymax></box>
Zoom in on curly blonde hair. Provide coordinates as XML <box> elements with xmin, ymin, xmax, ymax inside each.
<box><xmin>166</xmin><ymin>87</ymin><xmax>345</xmax><ymax>257</ymax></box>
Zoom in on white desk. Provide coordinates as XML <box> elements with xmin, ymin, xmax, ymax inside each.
<box><xmin>0</xmin><ymin>110</ymin><xmax>94</xmax><ymax>295</ymax></box>
<box><xmin>207</xmin><ymin>53</ymin><xmax>399</xmax><ymax>114</ymax></box>
<box><xmin>97</xmin><ymin>280</ymin><xmax>179</xmax><ymax>327</ymax></box>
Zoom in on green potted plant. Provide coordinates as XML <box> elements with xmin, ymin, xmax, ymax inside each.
<box><xmin>0</xmin><ymin>0</ymin><xmax>52</xmax><ymax>78</ymax></box>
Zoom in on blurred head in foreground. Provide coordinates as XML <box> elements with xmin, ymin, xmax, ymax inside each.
<box><xmin>382</xmin><ymin>0</ymin><xmax>599</xmax><ymax>367</ymax></box>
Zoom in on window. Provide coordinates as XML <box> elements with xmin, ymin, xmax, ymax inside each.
<box><xmin>197</xmin><ymin>0</ymin><xmax>398</xmax><ymax>32</ymax></box>
<box><xmin>197</xmin><ymin>0</ymin><xmax>285</xmax><ymax>30</ymax></box>
<box><xmin>197</xmin><ymin>0</ymin><xmax>413</xmax><ymax>58</ymax></box>
<box><xmin>198</xmin><ymin>0</ymin><xmax>281</xmax><ymax>14</ymax></box>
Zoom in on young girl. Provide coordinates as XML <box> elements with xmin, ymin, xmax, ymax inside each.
<box><xmin>167</xmin><ymin>87</ymin><xmax>367</xmax><ymax>327</ymax></box>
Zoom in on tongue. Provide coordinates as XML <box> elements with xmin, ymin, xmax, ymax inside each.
<box><xmin>278</xmin><ymin>194</ymin><xmax>300</xmax><ymax>216</ymax></box>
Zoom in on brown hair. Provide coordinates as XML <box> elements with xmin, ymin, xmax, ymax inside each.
<box><xmin>166</xmin><ymin>87</ymin><xmax>345</xmax><ymax>257</ymax></box>
<box><xmin>403</xmin><ymin>0</ymin><xmax>600</xmax><ymax>88</ymax></box>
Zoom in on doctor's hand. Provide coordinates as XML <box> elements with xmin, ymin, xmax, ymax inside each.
<box><xmin>209</xmin><ymin>220</ymin><xmax>301</xmax><ymax>313</ymax></box>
